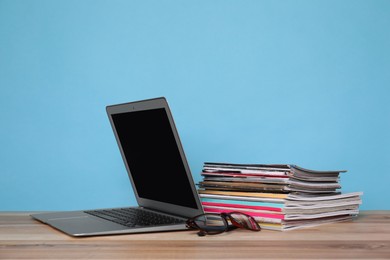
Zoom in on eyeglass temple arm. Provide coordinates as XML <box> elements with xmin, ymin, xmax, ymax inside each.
<box><xmin>186</xmin><ymin>219</ymin><xmax>197</xmax><ymax>229</ymax></box>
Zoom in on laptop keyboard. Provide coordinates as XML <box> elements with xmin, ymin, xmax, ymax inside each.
<box><xmin>84</xmin><ymin>208</ymin><xmax>185</xmax><ymax>227</ymax></box>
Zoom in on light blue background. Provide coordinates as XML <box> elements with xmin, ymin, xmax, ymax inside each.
<box><xmin>1</xmin><ymin>0</ymin><xmax>389</xmax><ymax>211</ymax></box>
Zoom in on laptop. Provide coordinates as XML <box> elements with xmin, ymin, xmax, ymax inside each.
<box><xmin>31</xmin><ymin>97</ymin><xmax>204</xmax><ymax>237</ymax></box>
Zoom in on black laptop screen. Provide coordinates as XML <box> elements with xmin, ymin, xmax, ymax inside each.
<box><xmin>111</xmin><ymin>108</ymin><xmax>198</xmax><ymax>209</ymax></box>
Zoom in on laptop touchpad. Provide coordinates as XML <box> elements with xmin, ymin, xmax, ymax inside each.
<box><xmin>47</xmin><ymin>216</ymin><xmax>125</xmax><ymax>236</ymax></box>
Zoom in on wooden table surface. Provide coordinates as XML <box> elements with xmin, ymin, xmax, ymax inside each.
<box><xmin>0</xmin><ymin>211</ymin><xmax>389</xmax><ymax>259</ymax></box>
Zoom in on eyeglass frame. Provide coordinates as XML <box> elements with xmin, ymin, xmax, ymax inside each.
<box><xmin>186</xmin><ymin>211</ymin><xmax>261</xmax><ymax>236</ymax></box>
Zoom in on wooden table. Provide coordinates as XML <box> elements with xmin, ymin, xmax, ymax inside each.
<box><xmin>1</xmin><ymin>211</ymin><xmax>389</xmax><ymax>259</ymax></box>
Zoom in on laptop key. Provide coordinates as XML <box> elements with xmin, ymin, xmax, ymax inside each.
<box><xmin>84</xmin><ymin>208</ymin><xmax>184</xmax><ymax>227</ymax></box>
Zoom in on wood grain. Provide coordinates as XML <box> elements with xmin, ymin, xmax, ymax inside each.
<box><xmin>0</xmin><ymin>211</ymin><xmax>389</xmax><ymax>259</ymax></box>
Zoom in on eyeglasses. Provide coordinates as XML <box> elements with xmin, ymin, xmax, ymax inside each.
<box><xmin>186</xmin><ymin>212</ymin><xmax>261</xmax><ymax>236</ymax></box>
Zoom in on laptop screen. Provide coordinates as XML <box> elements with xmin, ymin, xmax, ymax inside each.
<box><xmin>110</xmin><ymin>106</ymin><xmax>199</xmax><ymax>210</ymax></box>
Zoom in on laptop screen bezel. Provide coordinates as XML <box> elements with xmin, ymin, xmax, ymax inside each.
<box><xmin>106</xmin><ymin>97</ymin><xmax>204</xmax><ymax>218</ymax></box>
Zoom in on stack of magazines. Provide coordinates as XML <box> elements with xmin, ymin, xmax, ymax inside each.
<box><xmin>198</xmin><ymin>162</ymin><xmax>363</xmax><ymax>231</ymax></box>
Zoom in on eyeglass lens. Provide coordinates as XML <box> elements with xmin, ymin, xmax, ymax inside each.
<box><xmin>228</xmin><ymin>213</ymin><xmax>261</xmax><ymax>231</ymax></box>
<box><xmin>193</xmin><ymin>214</ymin><xmax>227</xmax><ymax>234</ymax></box>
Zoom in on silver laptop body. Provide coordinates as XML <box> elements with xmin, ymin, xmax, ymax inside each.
<box><xmin>31</xmin><ymin>97</ymin><xmax>204</xmax><ymax>236</ymax></box>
